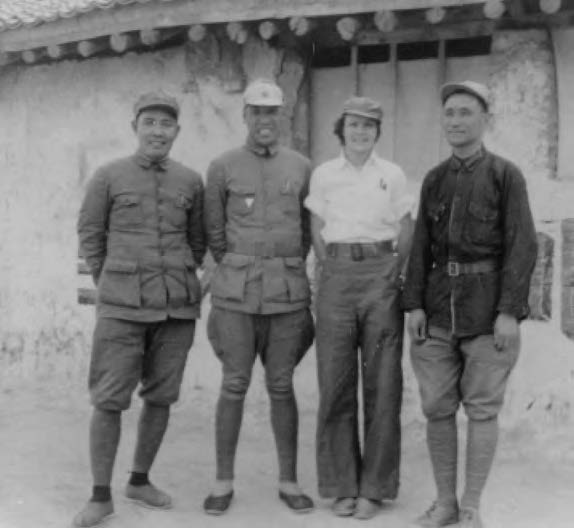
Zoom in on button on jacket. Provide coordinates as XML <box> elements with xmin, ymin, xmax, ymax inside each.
<box><xmin>402</xmin><ymin>148</ymin><xmax>537</xmax><ymax>337</ymax></box>
<box><xmin>204</xmin><ymin>141</ymin><xmax>312</xmax><ymax>314</ymax></box>
<box><xmin>78</xmin><ymin>153</ymin><xmax>206</xmax><ymax>322</ymax></box>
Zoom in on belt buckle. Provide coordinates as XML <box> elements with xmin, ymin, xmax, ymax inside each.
<box><xmin>350</xmin><ymin>244</ymin><xmax>364</xmax><ymax>261</ymax></box>
<box><xmin>447</xmin><ymin>261</ymin><xmax>460</xmax><ymax>277</ymax></box>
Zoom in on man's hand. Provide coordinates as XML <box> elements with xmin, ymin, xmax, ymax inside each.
<box><xmin>493</xmin><ymin>312</ymin><xmax>519</xmax><ymax>351</ymax></box>
<box><xmin>407</xmin><ymin>309</ymin><xmax>427</xmax><ymax>342</ymax></box>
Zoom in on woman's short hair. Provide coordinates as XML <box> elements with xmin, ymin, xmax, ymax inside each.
<box><xmin>333</xmin><ymin>114</ymin><xmax>382</xmax><ymax>145</ymax></box>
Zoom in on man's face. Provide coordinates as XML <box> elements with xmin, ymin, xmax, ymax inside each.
<box><xmin>342</xmin><ymin>114</ymin><xmax>379</xmax><ymax>154</ymax></box>
<box><xmin>243</xmin><ymin>105</ymin><xmax>281</xmax><ymax>147</ymax></box>
<box><xmin>442</xmin><ymin>93</ymin><xmax>488</xmax><ymax>149</ymax></box>
<box><xmin>132</xmin><ymin>108</ymin><xmax>180</xmax><ymax>160</ymax></box>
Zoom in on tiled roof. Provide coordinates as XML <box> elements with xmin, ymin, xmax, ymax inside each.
<box><xmin>0</xmin><ymin>0</ymin><xmax>167</xmax><ymax>32</ymax></box>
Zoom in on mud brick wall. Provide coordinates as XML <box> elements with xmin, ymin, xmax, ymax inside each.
<box><xmin>0</xmin><ymin>36</ymin><xmax>308</xmax><ymax>385</ymax></box>
<box><xmin>562</xmin><ymin>219</ymin><xmax>574</xmax><ymax>339</ymax></box>
<box><xmin>529</xmin><ymin>232</ymin><xmax>554</xmax><ymax>321</ymax></box>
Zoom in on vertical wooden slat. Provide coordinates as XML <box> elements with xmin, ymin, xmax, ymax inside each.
<box><xmin>351</xmin><ymin>44</ymin><xmax>360</xmax><ymax>95</ymax></box>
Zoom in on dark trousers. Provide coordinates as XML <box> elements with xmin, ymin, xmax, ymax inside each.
<box><xmin>207</xmin><ymin>307</ymin><xmax>315</xmax><ymax>481</ymax></box>
<box><xmin>315</xmin><ymin>253</ymin><xmax>403</xmax><ymax>501</ymax></box>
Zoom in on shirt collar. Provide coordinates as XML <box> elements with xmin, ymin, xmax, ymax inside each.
<box><xmin>245</xmin><ymin>136</ymin><xmax>279</xmax><ymax>158</ymax></box>
<box><xmin>449</xmin><ymin>145</ymin><xmax>486</xmax><ymax>172</ymax></box>
<box><xmin>336</xmin><ymin>150</ymin><xmax>381</xmax><ymax>170</ymax></box>
<box><xmin>133</xmin><ymin>151</ymin><xmax>169</xmax><ymax>171</ymax></box>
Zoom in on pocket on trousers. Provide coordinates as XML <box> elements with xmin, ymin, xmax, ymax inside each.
<box><xmin>98</xmin><ymin>258</ymin><xmax>141</xmax><ymax>308</ymax></box>
<box><xmin>210</xmin><ymin>253</ymin><xmax>251</xmax><ymax>302</ymax></box>
<box><xmin>284</xmin><ymin>256</ymin><xmax>311</xmax><ymax>302</ymax></box>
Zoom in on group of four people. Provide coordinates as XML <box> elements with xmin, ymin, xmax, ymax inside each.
<box><xmin>74</xmin><ymin>78</ymin><xmax>537</xmax><ymax>528</ymax></box>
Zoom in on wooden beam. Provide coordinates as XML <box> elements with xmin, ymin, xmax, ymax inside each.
<box><xmin>46</xmin><ymin>43</ymin><xmax>65</xmax><ymax>60</ymax></box>
<box><xmin>374</xmin><ymin>10</ymin><xmax>398</xmax><ymax>32</ymax></box>
<box><xmin>110</xmin><ymin>32</ymin><xmax>139</xmax><ymax>53</ymax></box>
<box><xmin>259</xmin><ymin>20</ymin><xmax>279</xmax><ymax>41</ymax></box>
<box><xmin>426</xmin><ymin>7</ymin><xmax>447</xmax><ymax>24</ymax></box>
<box><xmin>139</xmin><ymin>28</ymin><xmax>160</xmax><ymax>46</ymax></box>
<box><xmin>188</xmin><ymin>24</ymin><xmax>207</xmax><ymax>42</ymax></box>
<box><xmin>77</xmin><ymin>39</ymin><xmax>108</xmax><ymax>58</ymax></box>
<box><xmin>22</xmin><ymin>49</ymin><xmax>42</xmax><ymax>64</ymax></box>
<box><xmin>336</xmin><ymin>17</ymin><xmax>361</xmax><ymax>41</ymax></box>
<box><xmin>483</xmin><ymin>0</ymin><xmax>506</xmax><ymax>19</ymax></box>
<box><xmin>0</xmin><ymin>0</ymin><xmax>487</xmax><ymax>53</ymax></box>
<box><xmin>0</xmin><ymin>51</ymin><xmax>16</xmax><ymax>66</ymax></box>
<box><xmin>540</xmin><ymin>0</ymin><xmax>562</xmax><ymax>14</ymax></box>
<box><xmin>226</xmin><ymin>22</ymin><xmax>248</xmax><ymax>44</ymax></box>
<box><xmin>288</xmin><ymin>16</ymin><xmax>316</xmax><ymax>36</ymax></box>
<box><xmin>358</xmin><ymin>19</ymin><xmax>496</xmax><ymax>45</ymax></box>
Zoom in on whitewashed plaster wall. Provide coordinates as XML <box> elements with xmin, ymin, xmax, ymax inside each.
<box><xmin>0</xmin><ymin>45</ymin><xmax>249</xmax><ymax>386</ymax></box>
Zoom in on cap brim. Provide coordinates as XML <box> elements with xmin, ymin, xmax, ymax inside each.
<box><xmin>343</xmin><ymin>110</ymin><xmax>382</xmax><ymax>121</ymax></box>
<box><xmin>441</xmin><ymin>83</ymin><xmax>488</xmax><ymax>109</ymax></box>
<box><xmin>135</xmin><ymin>103</ymin><xmax>179</xmax><ymax>118</ymax></box>
<box><xmin>244</xmin><ymin>100</ymin><xmax>283</xmax><ymax>107</ymax></box>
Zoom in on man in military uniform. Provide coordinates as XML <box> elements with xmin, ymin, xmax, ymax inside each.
<box><xmin>203</xmin><ymin>78</ymin><xmax>315</xmax><ymax>515</ymax></box>
<box><xmin>403</xmin><ymin>81</ymin><xmax>537</xmax><ymax>528</ymax></box>
<box><xmin>74</xmin><ymin>92</ymin><xmax>205</xmax><ymax>527</ymax></box>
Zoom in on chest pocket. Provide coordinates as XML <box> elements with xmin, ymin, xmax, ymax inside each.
<box><xmin>228</xmin><ymin>185</ymin><xmax>256</xmax><ymax>217</ymax></box>
<box><xmin>112</xmin><ymin>193</ymin><xmax>143</xmax><ymax>228</ymax></box>
<box><xmin>278</xmin><ymin>179</ymin><xmax>300</xmax><ymax>216</ymax></box>
<box><xmin>466</xmin><ymin>200</ymin><xmax>500</xmax><ymax>245</ymax></box>
<box><xmin>166</xmin><ymin>191</ymin><xmax>192</xmax><ymax>228</ymax></box>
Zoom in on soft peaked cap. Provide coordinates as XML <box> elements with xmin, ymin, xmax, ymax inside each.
<box><xmin>133</xmin><ymin>91</ymin><xmax>180</xmax><ymax>119</ymax></box>
<box><xmin>440</xmin><ymin>80</ymin><xmax>490</xmax><ymax>111</ymax></box>
<box><xmin>243</xmin><ymin>79</ymin><xmax>284</xmax><ymax>106</ymax></box>
<box><xmin>342</xmin><ymin>96</ymin><xmax>383</xmax><ymax>122</ymax></box>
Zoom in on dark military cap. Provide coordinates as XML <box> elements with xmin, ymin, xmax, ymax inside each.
<box><xmin>133</xmin><ymin>91</ymin><xmax>180</xmax><ymax>119</ymax></box>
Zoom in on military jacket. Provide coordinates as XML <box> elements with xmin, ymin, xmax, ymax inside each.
<box><xmin>204</xmin><ymin>141</ymin><xmax>312</xmax><ymax>314</ymax></box>
<box><xmin>403</xmin><ymin>148</ymin><xmax>537</xmax><ymax>336</ymax></box>
<box><xmin>78</xmin><ymin>153</ymin><xmax>205</xmax><ymax>321</ymax></box>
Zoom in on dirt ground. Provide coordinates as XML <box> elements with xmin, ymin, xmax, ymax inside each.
<box><xmin>1</xmin><ymin>320</ymin><xmax>574</xmax><ymax>528</ymax></box>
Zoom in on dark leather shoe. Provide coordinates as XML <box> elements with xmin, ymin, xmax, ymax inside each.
<box><xmin>278</xmin><ymin>490</ymin><xmax>314</xmax><ymax>513</ymax></box>
<box><xmin>203</xmin><ymin>491</ymin><xmax>234</xmax><ymax>515</ymax></box>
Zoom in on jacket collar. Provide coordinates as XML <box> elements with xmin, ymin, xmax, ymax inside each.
<box><xmin>133</xmin><ymin>151</ymin><xmax>169</xmax><ymax>171</ymax></box>
<box><xmin>245</xmin><ymin>136</ymin><xmax>279</xmax><ymax>158</ymax></box>
<box><xmin>449</xmin><ymin>145</ymin><xmax>486</xmax><ymax>172</ymax></box>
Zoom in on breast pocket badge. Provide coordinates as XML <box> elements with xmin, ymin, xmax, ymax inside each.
<box><xmin>379</xmin><ymin>178</ymin><xmax>387</xmax><ymax>191</ymax></box>
<box><xmin>245</xmin><ymin>196</ymin><xmax>255</xmax><ymax>209</ymax></box>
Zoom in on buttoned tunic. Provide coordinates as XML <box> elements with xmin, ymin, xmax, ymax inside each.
<box><xmin>78</xmin><ymin>153</ymin><xmax>205</xmax><ymax>322</ymax></box>
<box><xmin>402</xmin><ymin>148</ymin><xmax>538</xmax><ymax>336</ymax></box>
<box><xmin>305</xmin><ymin>152</ymin><xmax>412</xmax><ymax>243</ymax></box>
<box><xmin>204</xmin><ymin>141</ymin><xmax>312</xmax><ymax>314</ymax></box>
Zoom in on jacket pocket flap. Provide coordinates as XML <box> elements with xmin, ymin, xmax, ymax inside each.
<box><xmin>116</xmin><ymin>194</ymin><xmax>140</xmax><ymax>206</ymax></box>
<box><xmin>284</xmin><ymin>256</ymin><xmax>303</xmax><ymax>268</ymax></box>
<box><xmin>105</xmin><ymin>259</ymin><xmax>138</xmax><ymax>273</ymax></box>
<box><xmin>229</xmin><ymin>184</ymin><xmax>256</xmax><ymax>196</ymax></box>
<box><xmin>221</xmin><ymin>253</ymin><xmax>251</xmax><ymax>268</ymax></box>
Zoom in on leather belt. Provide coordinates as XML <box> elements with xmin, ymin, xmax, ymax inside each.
<box><xmin>326</xmin><ymin>241</ymin><xmax>394</xmax><ymax>261</ymax></box>
<box><xmin>445</xmin><ymin>259</ymin><xmax>498</xmax><ymax>277</ymax></box>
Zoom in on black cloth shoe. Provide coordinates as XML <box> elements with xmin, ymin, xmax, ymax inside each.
<box><xmin>278</xmin><ymin>491</ymin><xmax>314</xmax><ymax>513</ymax></box>
<box><xmin>203</xmin><ymin>491</ymin><xmax>234</xmax><ymax>515</ymax></box>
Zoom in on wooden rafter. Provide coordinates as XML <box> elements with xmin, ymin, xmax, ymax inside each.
<box><xmin>0</xmin><ymin>0</ymin><xmax>487</xmax><ymax>53</ymax></box>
